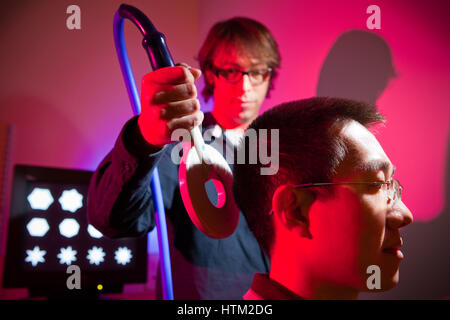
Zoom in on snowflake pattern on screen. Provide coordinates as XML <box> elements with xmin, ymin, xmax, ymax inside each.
<box><xmin>114</xmin><ymin>247</ymin><xmax>132</xmax><ymax>265</ymax></box>
<box><xmin>57</xmin><ymin>246</ymin><xmax>78</xmax><ymax>265</ymax></box>
<box><xmin>86</xmin><ymin>246</ymin><xmax>105</xmax><ymax>265</ymax></box>
<box><xmin>25</xmin><ymin>246</ymin><xmax>46</xmax><ymax>267</ymax></box>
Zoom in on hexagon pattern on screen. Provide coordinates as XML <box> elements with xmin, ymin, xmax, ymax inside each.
<box><xmin>27</xmin><ymin>188</ymin><xmax>54</xmax><ymax>210</ymax></box>
<box><xmin>26</xmin><ymin>218</ymin><xmax>50</xmax><ymax>237</ymax></box>
<box><xmin>58</xmin><ymin>189</ymin><xmax>83</xmax><ymax>213</ymax></box>
<box><xmin>59</xmin><ymin>218</ymin><xmax>80</xmax><ymax>238</ymax></box>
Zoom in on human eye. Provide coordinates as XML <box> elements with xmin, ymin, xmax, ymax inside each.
<box><xmin>217</xmin><ymin>68</ymin><xmax>230</xmax><ymax>77</ymax></box>
<box><xmin>252</xmin><ymin>69</ymin><xmax>267</xmax><ymax>76</ymax></box>
<box><xmin>222</xmin><ymin>69</ymin><xmax>241</xmax><ymax>81</ymax></box>
<box><xmin>367</xmin><ymin>181</ymin><xmax>385</xmax><ymax>192</ymax></box>
<box><xmin>247</xmin><ymin>70</ymin><xmax>265</xmax><ymax>82</ymax></box>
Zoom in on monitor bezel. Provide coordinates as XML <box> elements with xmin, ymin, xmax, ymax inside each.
<box><xmin>2</xmin><ymin>164</ymin><xmax>148</xmax><ymax>294</ymax></box>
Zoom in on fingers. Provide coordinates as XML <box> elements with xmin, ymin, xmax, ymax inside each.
<box><xmin>160</xmin><ymin>98</ymin><xmax>201</xmax><ymax>120</ymax></box>
<box><xmin>167</xmin><ymin>110</ymin><xmax>204</xmax><ymax>132</ymax></box>
<box><xmin>141</xmin><ymin>65</ymin><xmax>201</xmax><ymax>106</ymax></box>
<box><xmin>142</xmin><ymin>65</ymin><xmax>201</xmax><ymax>85</ymax></box>
<box><xmin>189</xmin><ymin>67</ymin><xmax>202</xmax><ymax>80</ymax></box>
<box><xmin>152</xmin><ymin>82</ymin><xmax>197</xmax><ymax>105</ymax></box>
<box><xmin>176</xmin><ymin>63</ymin><xmax>202</xmax><ymax>80</ymax></box>
<box><xmin>139</xmin><ymin>64</ymin><xmax>203</xmax><ymax>148</ymax></box>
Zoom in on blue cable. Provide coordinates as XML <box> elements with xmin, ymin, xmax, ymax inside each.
<box><xmin>113</xmin><ymin>11</ymin><xmax>174</xmax><ymax>300</ymax></box>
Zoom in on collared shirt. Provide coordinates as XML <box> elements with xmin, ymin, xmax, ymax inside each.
<box><xmin>203</xmin><ymin>122</ymin><xmax>243</xmax><ymax>168</ymax></box>
<box><xmin>88</xmin><ymin>113</ymin><xmax>270</xmax><ymax>299</ymax></box>
<box><xmin>244</xmin><ymin>273</ymin><xmax>304</xmax><ymax>300</ymax></box>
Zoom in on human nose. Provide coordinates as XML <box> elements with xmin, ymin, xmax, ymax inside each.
<box><xmin>386</xmin><ymin>200</ymin><xmax>413</xmax><ymax>229</ymax></box>
<box><xmin>238</xmin><ymin>73</ymin><xmax>253</xmax><ymax>92</ymax></box>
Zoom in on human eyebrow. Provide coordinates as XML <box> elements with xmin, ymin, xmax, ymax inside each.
<box><xmin>355</xmin><ymin>160</ymin><xmax>394</xmax><ymax>178</ymax></box>
<box><xmin>219</xmin><ymin>61</ymin><xmax>266</xmax><ymax>70</ymax></box>
<box><xmin>218</xmin><ymin>62</ymin><xmax>244</xmax><ymax>69</ymax></box>
<box><xmin>249</xmin><ymin>61</ymin><xmax>266</xmax><ymax>67</ymax></box>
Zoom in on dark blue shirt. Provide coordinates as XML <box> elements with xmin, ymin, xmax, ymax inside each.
<box><xmin>87</xmin><ymin>113</ymin><xmax>269</xmax><ymax>299</ymax></box>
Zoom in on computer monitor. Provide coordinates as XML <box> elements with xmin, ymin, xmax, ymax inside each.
<box><xmin>2</xmin><ymin>165</ymin><xmax>147</xmax><ymax>298</ymax></box>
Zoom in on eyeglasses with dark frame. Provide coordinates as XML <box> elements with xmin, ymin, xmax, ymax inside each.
<box><xmin>268</xmin><ymin>179</ymin><xmax>403</xmax><ymax>215</ymax></box>
<box><xmin>211</xmin><ymin>66</ymin><xmax>272</xmax><ymax>85</ymax></box>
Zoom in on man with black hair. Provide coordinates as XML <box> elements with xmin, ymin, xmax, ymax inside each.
<box><xmin>233</xmin><ymin>97</ymin><xmax>413</xmax><ymax>299</ymax></box>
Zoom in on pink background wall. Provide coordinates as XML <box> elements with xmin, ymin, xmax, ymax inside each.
<box><xmin>198</xmin><ymin>0</ymin><xmax>449</xmax><ymax>222</ymax></box>
<box><xmin>0</xmin><ymin>0</ymin><xmax>448</xmax><ymax>299</ymax></box>
<box><xmin>0</xmin><ymin>0</ymin><xmax>200</xmax><ymax>171</ymax></box>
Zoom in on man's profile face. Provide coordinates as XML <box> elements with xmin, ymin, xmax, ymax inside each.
<box><xmin>307</xmin><ymin>120</ymin><xmax>413</xmax><ymax>292</ymax></box>
<box><xmin>208</xmin><ymin>43</ymin><xmax>270</xmax><ymax>129</ymax></box>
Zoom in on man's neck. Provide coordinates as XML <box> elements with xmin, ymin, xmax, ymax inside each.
<box><xmin>212</xmin><ymin>108</ymin><xmax>249</xmax><ymax>131</ymax></box>
<box><xmin>269</xmin><ymin>254</ymin><xmax>359</xmax><ymax>300</ymax></box>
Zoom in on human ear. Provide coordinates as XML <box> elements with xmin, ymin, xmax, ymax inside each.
<box><xmin>272</xmin><ymin>185</ymin><xmax>314</xmax><ymax>238</ymax></box>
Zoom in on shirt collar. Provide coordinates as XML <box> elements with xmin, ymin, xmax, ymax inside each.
<box><xmin>249</xmin><ymin>273</ymin><xmax>304</xmax><ymax>300</ymax></box>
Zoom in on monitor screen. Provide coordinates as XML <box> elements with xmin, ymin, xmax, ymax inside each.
<box><xmin>3</xmin><ymin>165</ymin><xmax>147</xmax><ymax>297</ymax></box>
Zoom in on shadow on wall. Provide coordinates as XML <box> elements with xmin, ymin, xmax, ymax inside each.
<box><xmin>316</xmin><ymin>29</ymin><xmax>396</xmax><ymax>107</ymax></box>
<box><xmin>0</xmin><ymin>94</ymin><xmax>94</xmax><ymax>170</ymax></box>
<box><xmin>316</xmin><ymin>29</ymin><xmax>450</xmax><ymax>299</ymax></box>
